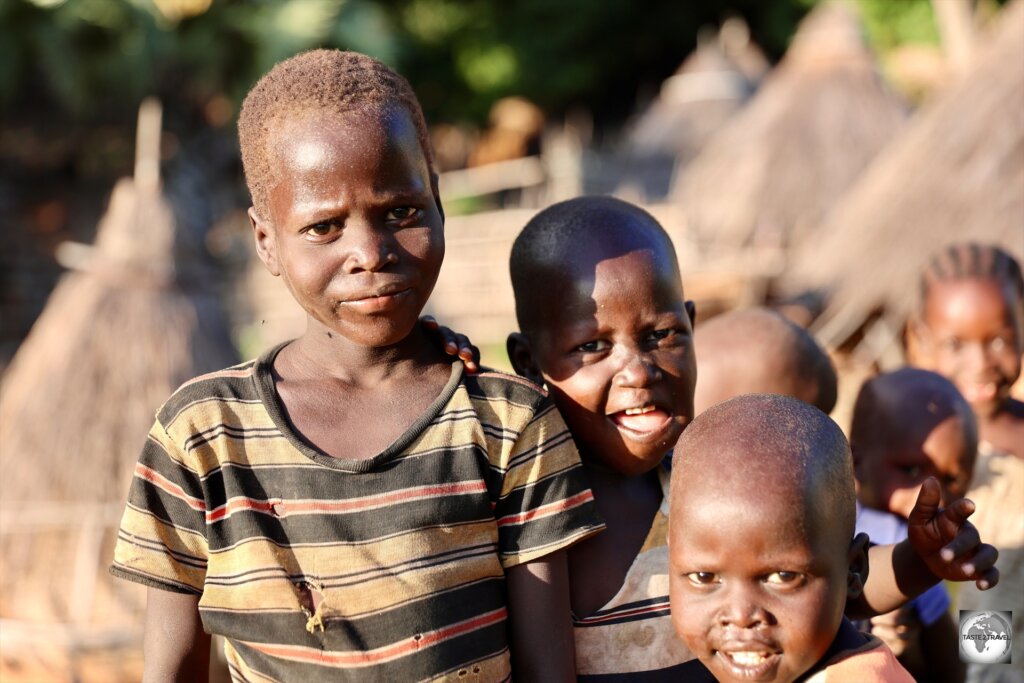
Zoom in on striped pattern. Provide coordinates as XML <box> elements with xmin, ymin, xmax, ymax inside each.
<box><xmin>573</xmin><ymin>464</ymin><xmax>703</xmax><ymax>680</ymax></box>
<box><xmin>111</xmin><ymin>347</ymin><xmax>603</xmax><ymax>682</ymax></box>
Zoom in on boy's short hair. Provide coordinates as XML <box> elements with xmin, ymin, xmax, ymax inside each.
<box><xmin>509</xmin><ymin>196</ymin><xmax>678</xmax><ymax>335</ymax></box>
<box><xmin>238</xmin><ymin>49</ymin><xmax>435</xmax><ymax>219</ymax></box>
<box><xmin>694</xmin><ymin>307</ymin><xmax>838</xmax><ymax>414</ymax></box>
<box><xmin>672</xmin><ymin>393</ymin><xmax>855</xmax><ymax>541</ymax></box>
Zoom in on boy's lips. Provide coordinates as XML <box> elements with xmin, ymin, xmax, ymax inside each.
<box><xmin>960</xmin><ymin>380</ymin><xmax>999</xmax><ymax>404</ymax></box>
<box><xmin>609</xmin><ymin>404</ymin><xmax>675</xmax><ymax>441</ymax></box>
<box><xmin>340</xmin><ymin>286</ymin><xmax>412</xmax><ymax>313</ymax></box>
<box><xmin>713</xmin><ymin>645</ymin><xmax>782</xmax><ymax>681</ymax></box>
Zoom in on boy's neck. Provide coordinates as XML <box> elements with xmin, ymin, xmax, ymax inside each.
<box><xmin>285</xmin><ymin>322</ymin><xmax>446</xmax><ymax>385</ymax></box>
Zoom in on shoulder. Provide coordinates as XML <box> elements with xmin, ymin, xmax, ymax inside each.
<box><xmin>155</xmin><ymin>356</ymin><xmax>265</xmax><ymax>432</ymax></box>
<box><xmin>813</xmin><ymin>635</ymin><xmax>914</xmax><ymax>683</ymax></box>
<box><xmin>460</xmin><ymin>369</ymin><xmax>553</xmax><ymax>419</ymax></box>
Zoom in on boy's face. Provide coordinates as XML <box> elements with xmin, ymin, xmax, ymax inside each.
<box><xmin>669</xmin><ymin>476</ymin><xmax>855</xmax><ymax>683</ymax></box>
<box><xmin>855</xmin><ymin>413</ymin><xmax>974</xmax><ymax>519</ymax></box>
<box><xmin>914</xmin><ymin>279</ymin><xmax>1023</xmax><ymax>417</ymax></box>
<box><xmin>251</xmin><ymin>107</ymin><xmax>444</xmax><ymax>348</ymax></box>
<box><xmin>525</xmin><ymin>247</ymin><xmax>696</xmax><ymax>475</ymax></box>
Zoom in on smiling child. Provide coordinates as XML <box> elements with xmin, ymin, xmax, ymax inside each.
<box><xmin>670</xmin><ymin>394</ymin><xmax>913</xmax><ymax>683</ymax></box>
<box><xmin>907</xmin><ymin>242</ymin><xmax>1024</xmax><ymax>680</ymax></box>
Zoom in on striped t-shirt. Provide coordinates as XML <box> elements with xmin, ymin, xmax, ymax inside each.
<box><xmin>111</xmin><ymin>346</ymin><xmax>604</xmax><ymax>682</ymax></box>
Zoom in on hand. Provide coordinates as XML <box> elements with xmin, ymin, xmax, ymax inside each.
<box><xmin>421</xmin><ymin>316</ymin><xmax>480</xmax><ymax>373</ymax></box>
<box><xmin>906</xmin><ymin>477</ymin><xmax>999</xmax><ymax>590</ymax></box>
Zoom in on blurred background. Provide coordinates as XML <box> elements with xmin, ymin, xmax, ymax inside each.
<box><xmin>0</xmin><ymin>0</ymin><xmax>1020</xmax><ymax>680</ymax></box>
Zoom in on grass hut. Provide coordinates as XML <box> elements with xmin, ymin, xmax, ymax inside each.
<box><xmin>670</xmin><ymin>1</ymin><xmax>908</xmax><ymax>253</ymax></box>
<box><xmin>0</xmin><ymin>100</ymin><xmax>237</xmax><ymax>680</ymax></box>
<box><xmin>780</xmin><ymin>0</ymin><xmax>1024</xmax><ymax>364</ymax></box>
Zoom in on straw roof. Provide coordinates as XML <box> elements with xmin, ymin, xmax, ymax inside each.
<box><xmin>0</xmin><ymin>100</ymin><xmax>237</xmax><ymax>506</ymax></box>
<box><xmin>626</xmin><ymin>36</ymin><xmax>756</xmax><ymax>162</ymax></box>
<box><xmin>782</xmin><ymin>0</ymin><xmax>1024</xmax><ymax>348</ymax></box>
<box><xmin>670</xmin><ymin>1</ymin><xmax>908</xmax><ymax>252</ymax></box>
<box><xmin>0</xmin><ymin>101</ymin><xmax>237</xmax><ymax>627</ymax></box>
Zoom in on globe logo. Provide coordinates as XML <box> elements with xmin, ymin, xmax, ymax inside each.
<box><xmin>959</xmin><ymin>610</ymin><xmax>1013</xmax><ymax>664</ymax></box>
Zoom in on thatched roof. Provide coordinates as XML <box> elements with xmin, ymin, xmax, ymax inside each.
<box><xmin>782</xmin><ymin>0</ymin><xmax>1024</xmax><ymax>349</ymax></box>
<box><xmin>670</xmin><ymin>1</ymin><xmax>908</xmax><ymax>252</ymax></box>
<box><xmin>626</xmin><ymin>36</ymin><xmax>756</xmax><ymax>161</ymax></box>
<box><xmin>0</xmin><ymin>101</ymin><xmax>237</xmax><ymax>629</ymax></box>
<box><xmin>0</xmin><ymin>100</ymin><xmax>237</xmax><ymax>506</ymax></box>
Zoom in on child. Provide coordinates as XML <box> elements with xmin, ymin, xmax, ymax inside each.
<box><xmin>693</xmin><ymin>306</ymin><xmax>837</xmax><ymax>416</ymax></box>
<box><xmin>851</xmin><ymin>368</ymin><xmax>977</xmax><ymax>683</ymax></box>
<box><xmin>504</xmin><ymin>196</ymin><xmax>999</xmax><ymax>680</ymax></box>
<box><xmin>669</xmin><ymin>393</ymin><xmax>913</xmax><ymax>683</ymax></box>
<box><xmin>907</xmin><ymin>242</ymin><xmax>1024</xmax><ymax>681</ymax></box>
<box><xmin>109</xmin><ymin>50</ymin><xmax>604</xmax><ymax>682</ymax></box>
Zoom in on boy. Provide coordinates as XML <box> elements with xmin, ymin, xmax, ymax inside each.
<box><xmin>110</xmin><ymin>50</ymin><xmax>603</xmax><ymax>682</ymax></box>
<box><xmin>505</xmin><ymin>196</ymin><xmax>999</xmax><ymax>679</ymax></box>
<box><xmin>851</xmin><ymin>367</ymin><xmax>978</xmax><ymax>682</ymax></box>
<box><xmin>669</xmin><ymin>393</ymin><xmax>912</xmax><ymax>683</ymax></box>
<box><xmin>693</xmin><ymin>306</ymin><xmax>837</xmax><ymax>416</ymax></box>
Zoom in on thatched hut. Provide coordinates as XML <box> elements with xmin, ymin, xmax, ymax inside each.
<box><xmin>780</xmin><ymin>0</ymin><xmax>1024</xmax><ymax>362</ymax></box>
<box><xmin>670</xmin><ymin>1</ymin><xmax>908</xmax><ymax>252</ymax></box>
<box><xmin>0</xmin><ymin>100</ymin><xmax>237</xmax><ymax>676</ymax></box>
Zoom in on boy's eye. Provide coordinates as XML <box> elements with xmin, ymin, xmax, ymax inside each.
<box><xmin>648</xmin><ymin>328</ymin><xmax>685</xmax><ymax>344</ymax></box>
<box><xmin>989</xmin><ymin>336</ymin><xmax>1008</xmax><ymax>353</ymax></box>
<box><xmin>765</xmin><ymin>571</ymin><xmax>802</xmax><ymax>586</ymax></box>
<box><xmin>940</xmin><ymin>337</ymin><xmax>963</xmax><ymax>352</ymax></box>
<box><xmin>386</xmin><ymin>207</ymin><xmax>420</xmax><ymax>222</ymax></box>
<box><xmin>304</xmin><ymin>220</ymin><xmax>341</xmax><ymax>239</ymax></box>
<box><xmin>899</xmin><ymin>465</ymin><xmax>922</xmax><ymax>479</ymax></box>
<box><xmin>686</xmin><ymin>572</ymin><xmax>718</xmax><ymax>586</ymax></box>
<box><xmin>577</xmin><ymin>340</ymin><xmax>610</xmax><ymax>354</ymax></box>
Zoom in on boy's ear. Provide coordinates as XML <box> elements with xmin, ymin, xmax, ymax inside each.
<box><xmin>685</xmin><ymin>300</ymin><xmax>697</xmax><ymax>328</ymax></box>
<box><xmin>507</xmin><ymin>333</ymin><xmax>544</xmax><ymax>386</ymax></box>
<box><xmin>249</xmin><ymin>207</ymin><xmax>280</xmax><ymax>277</ymax></box>
<box><xmin>430</xmin><ymin>172</ymin><xmax>445</xmax><ymax>224</ymax></box>
<box><xmin>846</xmin><ymin>532</ymin><xmax>870</xmax><ymax>600</ymax></box>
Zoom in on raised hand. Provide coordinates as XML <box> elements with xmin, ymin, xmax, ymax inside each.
<box><xmin>906</xmin><ymin>477</ymin><xmax>999</xmax><ymax>590</ymax></box>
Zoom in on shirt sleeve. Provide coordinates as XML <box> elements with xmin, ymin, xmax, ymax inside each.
<box><xmin>912</xmin><ymin>581</ymin><xmax>951</xmax><ymax>627</ymax></box>
<box><xmin>491</xmin><ymin>399</ymin><xmax>605</xmax><ymax>568</ymax></box>
<box><xmin>109</xmin><ymin>419</ymin><xmax>209</xmax><ymax>594</ymax></box>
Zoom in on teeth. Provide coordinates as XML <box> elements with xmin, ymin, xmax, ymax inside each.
<box><xmin>727</xmin><ymin>652</ymin><xmax>769</xmax><ymax>666</ymax></box>
<box><xmin>624</xmin><ymin>405</ymin><xmax>656</xmax><ymax>416</ymax></box>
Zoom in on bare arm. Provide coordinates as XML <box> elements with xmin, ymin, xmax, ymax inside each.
<box><xmin>143</xmin><ymin>588</ymin><xmax>211</xmax><ymax>683</ymax></box>
<box><xmin>505</xmin><ymin>551</ymin><xmax>575</xmax><ymax>682</ymax></box>
<box><xmin>847</xmin><ymin>479</ymin><xmax>999</xmax><ymax>618</ymax></box>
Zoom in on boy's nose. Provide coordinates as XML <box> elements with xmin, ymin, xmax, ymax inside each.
<box><xmin>613</xmin><ymin>351</ymin><xmax>662</xmax><ymax>388</ymax></box>
<box><xmin>343</xmin><ymin>222</ymin><xmax>398</xmax><ymax>273</ymax></box>
<box><xmin>715</xmin><ymin>594</ymin><xmax>771</xmax><ymax>630</ymax></box>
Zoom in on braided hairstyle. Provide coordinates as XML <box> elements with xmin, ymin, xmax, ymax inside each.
<box><xmin>238</xmin><ymin>50</ymin><xmax>434</xmax><ymax>219</ymax></box>
<box><xmin>920</xmin><ymin>243</ymin><xmax>1024</xmax><ymax>331</ymax></box>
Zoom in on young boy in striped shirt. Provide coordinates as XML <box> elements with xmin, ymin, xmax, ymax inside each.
<box><xmin>110</xmin><ymin>50</ymin><xmax>602</xmax><ymax>682</ymax></box>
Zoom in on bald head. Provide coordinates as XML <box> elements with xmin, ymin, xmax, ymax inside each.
<box><xmin>510</xmin><ymin>196</ymin><xmax>681</xmax><ymax>336</ymax></box>
<box><xmin>672</xmin><ymin>393</ymin><xmax>855</xmax><ymax>543</ymax></box>
<box><xmin>694</xmin><ymin>307</ymin><xmax>837</xmax><ymax>415</ymax></box>
<box><xmin>851</xmin><ymin>367</ymin><xmax>977</xmax><ymax>458</ymax></box>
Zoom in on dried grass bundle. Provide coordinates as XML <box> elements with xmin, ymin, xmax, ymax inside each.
<box><xmin>0</xmin><ymin>100</ymin><xmax>236</xmax><ymax>628</ymax></box>
<box><xmin>671</xmin><ymin>1</ymin><xmax>908</xmax><ymax>252</ymax></box>
<box><xmin>782</xmin><ymin>0</ymin><xmax>1024</xmax><ymax>346</ymax></box>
